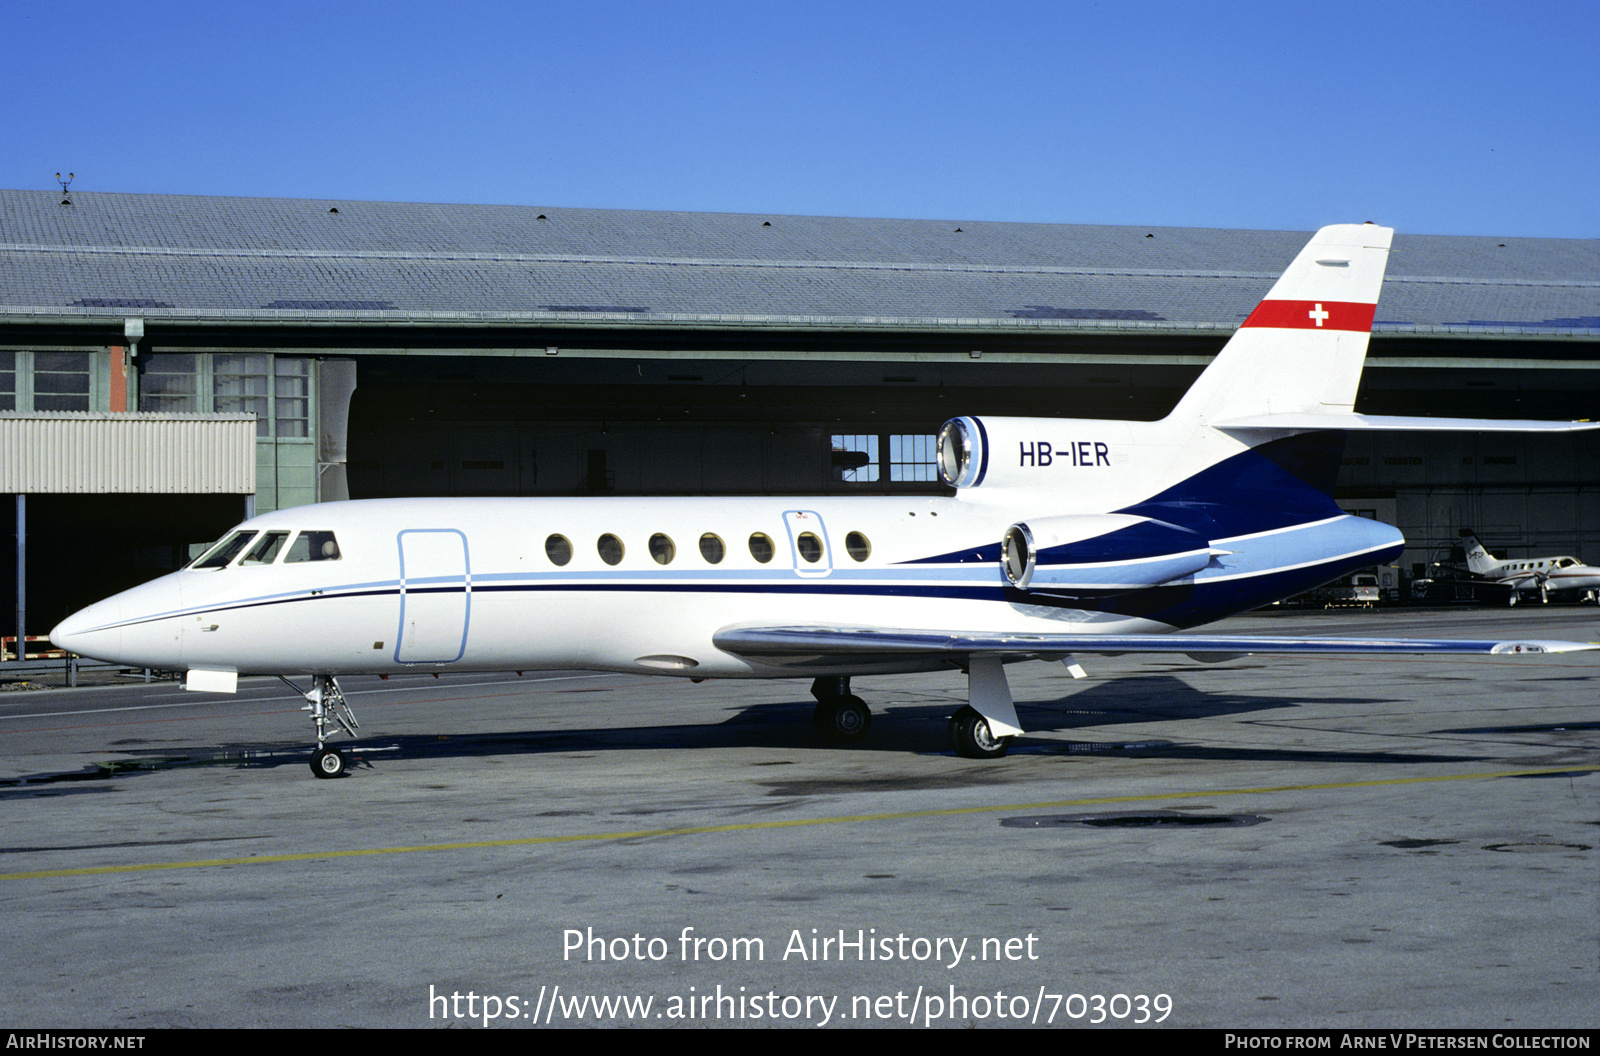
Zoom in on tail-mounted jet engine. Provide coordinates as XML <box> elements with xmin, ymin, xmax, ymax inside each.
<box><xmin>1000</xmin><ymin>514</ymin><xmax>1212</xmax><ymax>596</ymax></box>
<box><xmin>937</xmin><ymin>414</ymin><xmax>1124</xmax><ymax>491</ymax></box>
<box><xmin>937</xmin><ymin>417</ymin><xmax>1214</xmax><ymax>596</ymax></box>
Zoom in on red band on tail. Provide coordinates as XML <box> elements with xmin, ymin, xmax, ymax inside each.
<box><xmin>1241</xmin><ymin>300</ymin><xmax>1376</xmax><ymax>332</ymax></box>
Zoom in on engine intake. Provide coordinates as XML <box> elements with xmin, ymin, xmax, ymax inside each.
<box><xmin>1001</xmin><ymin>514</ymin><xmax>1211</xmax><ymax>594</ymax></box>
<box><xmin>938</xmin><ymin>415</ymin><xmax>1127</xmax><ymax>491</ymax></box>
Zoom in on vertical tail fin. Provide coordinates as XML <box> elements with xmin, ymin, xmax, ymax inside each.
<box><xmin>1168</xmin><ymin>223</ymin><xmax>1394</xmax><ymax>425</ymax></box>
<box><xmin>1459</xmin><ymin>530</ymin><xmax>1499</xmax><ymax>575</ymax></box>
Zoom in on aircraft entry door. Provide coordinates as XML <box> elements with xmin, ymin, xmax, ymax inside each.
<box><xmin>782</xmin><ymin>510</ymin><xmax>833</xmax><ymax>578</ymax></box>
<box><xmin>395</xmin><ymin>529</ymin><xmax>471</xmax><ymax>663</ymax></box>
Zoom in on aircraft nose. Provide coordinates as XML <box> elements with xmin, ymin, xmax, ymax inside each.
<box><xmin>50</xmin><ymin>597</ymin><xmax>124</xmax><ymax>662</ymax></box>
<box><xmin>51</xmin><ymin>574</ymin><xmax>190</xmax><ymax>669</ymax></box>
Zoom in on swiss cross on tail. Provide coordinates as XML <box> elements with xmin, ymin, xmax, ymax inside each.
<box><xmin>1239</xmin><ymin>299</ymin><xmax>1378</xmax><ymax>332</ymax></box>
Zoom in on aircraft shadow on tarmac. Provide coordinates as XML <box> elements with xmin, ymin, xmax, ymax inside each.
<box><xmin>0</xmin><ymin>674</ymin><xmax>1488</xmax><ymax>789</ymax></box>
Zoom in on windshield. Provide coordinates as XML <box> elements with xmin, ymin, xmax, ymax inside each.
<box><xmin>190</xmin><ymin>530</ymin><xmax>257</xmax><ymax>570</ymax></box>
<box><xmin>240</xmin><ymin>531</ymin><xmax>290</xmax><ymax>565</ymax></box>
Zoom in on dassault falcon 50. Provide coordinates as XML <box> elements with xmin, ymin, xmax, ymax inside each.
<box><xmin>50</xmin><ymin>224</ymin><xmax>1600</xmax><ymax>777</ymax></box>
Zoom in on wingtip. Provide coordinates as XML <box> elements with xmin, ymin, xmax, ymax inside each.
<box><xmin>1487</xmin><ymin>640</ymin><xmax>1600</xmax><ymax>654</ymax></box>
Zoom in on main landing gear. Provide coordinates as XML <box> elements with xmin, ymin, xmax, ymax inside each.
<box><xmin>946</xmin><ymin>656</ymin><xmax>1019</xmax><ymax>758</ymax></box>
<box><xmin>809</xmin><ymin>659</ymin><xmax>1022</xmax><ymax>759</ymax></box>
<box><xmin>947</xmin><ymin>705</ymin><xmax>1010</xmax><ymax>759</ymax></box>
<box><xmin>280</xmin><ymin>674</ymin><xmax>360</xmax><ymax>778</ymax></box>
<box><xmin>810</xmin><ymin>677</ymin><xmax>872</xmax><ymax>743</ymax></box>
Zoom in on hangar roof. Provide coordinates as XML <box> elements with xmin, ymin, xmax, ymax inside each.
<box><xmin>0</xmin><ymin>189</ymin><xmax>1595</xmax><ymax>339</ymax></box>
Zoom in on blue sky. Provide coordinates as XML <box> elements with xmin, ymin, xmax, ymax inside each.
<box><xmin>5</xmin><ymin>0</ymin><xmax>1596</xmax><ymax>237</ymax></box>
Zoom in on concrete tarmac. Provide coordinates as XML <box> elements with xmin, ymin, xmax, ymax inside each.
<box><xmin>1</xmin><ymin>607</ymin><xmax>1596</xmax><ymax>1029</ymax></box>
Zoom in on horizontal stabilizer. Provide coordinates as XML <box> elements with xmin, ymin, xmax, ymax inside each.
<box><xmin>1215</xmin><ymin>413</ymin><xmax>1600</xmax><ymax>434</ymax></box>
<box><xmin>714</xmin><ymin>625</ymin><xmax>1598</xmax><ymax>664</ymax></box>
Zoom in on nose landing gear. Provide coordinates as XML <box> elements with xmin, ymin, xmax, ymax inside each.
<box><xmin>280</xmin><ymin>674</ymin><xmax>360</xmax><ymax>778</ymax></box>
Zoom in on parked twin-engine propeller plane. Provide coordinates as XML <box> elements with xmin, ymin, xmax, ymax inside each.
<box><xmin>1458</xmin><ymin>529</ymin><xmax>1600</xmax><ymax>605</ymax></box>
<box><xmin>50</xmin><ymin>224</ymin><xmax>1600</xmax><ymax>778</ymax></box>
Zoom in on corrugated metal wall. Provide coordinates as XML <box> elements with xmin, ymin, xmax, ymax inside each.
<box><xmin>0</xmin><ymin>413</ymin><xmax>256</xmax><ymax>493</ymax></box>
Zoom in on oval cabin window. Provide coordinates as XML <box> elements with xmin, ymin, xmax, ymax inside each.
<box><xmin>699</xmin><ymin>533</ymin><xmax>726</xmax><ymax>564</ymax></box>
<box><xmin>796</xmin><ymin>532</ymin><xmax>823</xmax><ymax>563</ymax></box>
<box><xmin>748</xmin><ymin>533</ymin><xmax>775</xmax><ymax>564</ymax></box>
<box><xmin>545</xmin><ymin>534</ymin><xmax>573</xmax><ymax>566</ymax></box>
<box><xmin>649</xmin><ymin>533</ymin><xmax>676</xmax><ymax>565</ymax></box>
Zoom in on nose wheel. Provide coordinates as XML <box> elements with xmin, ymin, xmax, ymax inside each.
<box><xmin>281</xmin><ymin>674</ymin><xmax>360</xmax><ymax>779</ymax></box>
<box><xmin>311</xmin><ymin>746</ymin><xmax>347</xmax><ymax>779</ymax></box>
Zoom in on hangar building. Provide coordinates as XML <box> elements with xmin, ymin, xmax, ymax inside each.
<box><xmin>1</xmin><ymin>188</ymin><xmax>1596</xmax><ymax>636</ymax></box>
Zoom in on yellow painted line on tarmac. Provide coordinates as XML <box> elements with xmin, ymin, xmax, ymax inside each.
<box><xmin>3</xmin><ymin>765</ymin><xmax>1593</xmax><ymax>882</ymax></box>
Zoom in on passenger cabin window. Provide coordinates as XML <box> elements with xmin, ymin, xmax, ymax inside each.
<box><xmin>748</xmin><ymin>533</ymin><xmax>775</xmax><ymax>564</ymax></box>
<box><xmin>699</xmin><ymin>533</ymin><xmax>725</xmax><ymax>564</ymax></box>
<box><xmin>649</xmin><ymin>533</ymin><xmax>675</xmax><ymax>565</ymax></box>
<box><xmin>545</xmin><ymin>534</ymin><xmax>573</xmax><ymax>566</ymax></box>
<box><xmin>597</xmin><ymin>534</ymin><xmax>624</xmax><ymax>566</ymax></box>
<box><xmin>192</xmin><ymin>531</ymin><xmax>257</xmax><ymax>570</ymax></box>
<box><xmin>240</xmin><ymin>531</ymin><xmax>290</xmax><ymax>565</ymax></box>
<box><xmin>284</xmin><ymin>531</ymin><xmax>341</xmax><ymax>563</ymax></box>
<box><xmin>845</xmin><ymin>532</ymin><xmax>871</xmax><ymax>561</ymax></box>
<box><xmin>796</xmin><ymin>532</ymin><xmax>823</xmax><ymax>563</ymax></box>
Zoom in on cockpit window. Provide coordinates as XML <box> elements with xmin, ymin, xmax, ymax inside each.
<box><xmin>240</xmin><ymin>531</ymin><xmax>290</xmax><ymax>566</ymax></box>
<box><xmin>284</xmin><ymin>531</ymin><xmax>342</xmax><ymax>563</ymax></box>
<box><xmin>191</xmin><ymin>531</ymin><xmax>257</xmax><ymax>570</ymax></box>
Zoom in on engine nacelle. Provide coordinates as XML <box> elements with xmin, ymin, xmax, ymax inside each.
<box><xmin>1001</xmin><ymin>514</ymin><xmax>1211</xmax><ymax>594</ymax></box>
<box><xmin>938</xmin><ymin>415</ymin><xmax>1126</xmax><ymax>491</ymax></box>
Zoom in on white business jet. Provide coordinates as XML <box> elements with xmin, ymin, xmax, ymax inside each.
<box><xmin>50</xmin><ymin>224</ymin><xmax>1600</xmax><ymax>778</ymax></box>
<box><xmin>1459</xmin><ymin>530</ymin><xmax>1600</xmax><ymax>605</ymax></box>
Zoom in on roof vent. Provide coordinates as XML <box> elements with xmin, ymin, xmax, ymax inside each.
<box><xmin>329</xmin><ymin>207</ymin><xmax>339</xmax><ymax>214</ymax></box>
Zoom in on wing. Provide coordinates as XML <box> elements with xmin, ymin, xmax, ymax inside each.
<box><xmin>713</xmin><ymin>624</ymin><xmax>1599</xmax><ymax>667</ymax></box>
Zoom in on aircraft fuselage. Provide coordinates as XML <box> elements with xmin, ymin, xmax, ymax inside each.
<box><xmin>52</xmin><ymin>492</ymin><xmax>1403</xmax><ymax>681</ymax></box>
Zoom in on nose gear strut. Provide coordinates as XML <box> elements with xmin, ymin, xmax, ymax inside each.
<box><xmin>280</xmin><ymin>674</ymin><xmax>360</xmax><ymax>778</ymax></box>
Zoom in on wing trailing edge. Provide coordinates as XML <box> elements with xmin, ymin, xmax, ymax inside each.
<box><xmin>713</xmin><ymin>624</ymin><xmax>1599</xmax><ymax>665</ymax></box>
